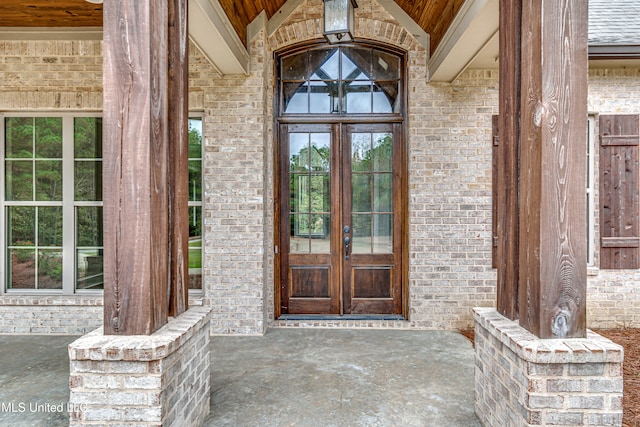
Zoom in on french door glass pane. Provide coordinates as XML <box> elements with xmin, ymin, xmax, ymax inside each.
<box><xmin>290</xmin><ymin>214</ymin><xmax>310</xmax><ymax>254</ymax></box>
<box><xmin>373</xmin><ymin>174</ymin><xmax>392</xmax><ymax>212</ymax></box>
<box><xmin>352</xmin><ymin>174</ymin><xmax>371</xmax><ymax>212</ymax></box>
<box><xmin>372</xmin><ymin>133</ymin><xmax>393</xmax><ymax>171</ymax></box>
<box><xmin>373</xmin><ymin>214</ymin><xmax>393</xmax><ymax>253</ymax></box>
<box><xmin>352</xmin><ymin>213</ymin><xmax>371</xmax><ymax>254</ymax></box>
<box><xmin>290</xmin><ymin>133</ymin><xmax>310</xmax><ymax>171</ymax></box>
<box><xmin>310</xmin><ymin>214</ymin><xmax>331</xmax><ymax>253</ymax></box>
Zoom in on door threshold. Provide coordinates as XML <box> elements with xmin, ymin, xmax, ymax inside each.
<box><xmin>278</xmin><ymin>314</ymin><xmax>405</xmax><ymax>321</ymax></box>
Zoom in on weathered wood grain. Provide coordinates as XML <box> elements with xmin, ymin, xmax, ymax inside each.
<box><xmin>518</xmin><ymin>0</ymin><xmax>588</xmax><ymax>338</ymax></box>
<box><xmin>103</xmin><ymin>0</ymin><xmax>170</xmax><ymax>335</ymax></box>
<box><xmin>168</xmin><ymin>0</ymin><xmax>190</xmax><ymax>316</ymax></box>
<box><xmin>496</xmin><ymin>0</ymin><xmax>522</xmax><ymax>320</ymax></box>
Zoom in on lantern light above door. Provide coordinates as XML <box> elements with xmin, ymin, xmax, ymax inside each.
<box><xmin>323</xmin><ymin>0</ymin><xmax>358</xmax><ymax>43</ymax></box>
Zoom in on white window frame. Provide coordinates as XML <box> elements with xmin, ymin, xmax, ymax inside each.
<box><xmin>0</xmin><ymin>112</ymin><xmax>102</xmax><ymax>295</ymax></box>
<box><xmin>188</xmin><ymin>113</ymin><xmax>203</xmax><ymax>291</ymax></box>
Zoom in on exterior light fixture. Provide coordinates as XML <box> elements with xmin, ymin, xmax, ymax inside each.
<box><xmin>323</xmin><ymin>0</ymin><xmax>358</xmax><ymax>44</ymax></box>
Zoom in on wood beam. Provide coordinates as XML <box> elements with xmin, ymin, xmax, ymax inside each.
<box><xmin>168</xmin><ymin>0</ymin><xmax>190</xmax><ymax>316</ymax></box>
<box><xmin>496</xmin><ymin>0</ymin><xmax>522</xmax><ymax>320</ymax></box>
<box><xmin>518</xmin><ymin>0</ymin><xmax>588</xmax><ymax>338</ymax></box>
<box><xmin>103</xmin><ymin>0</ymin><xmax>170</xmax><ymax>335</ymax></box>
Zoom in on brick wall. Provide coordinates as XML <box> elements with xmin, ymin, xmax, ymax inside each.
<box><xmin>1</xmin><ymin>12</ymin><xmax>639</xmax><ymax>335</ymax></box>
<box><xmin>474</xmin><ymin>308</ymin><xmax>623</xmax><ymax>427</ymax></box>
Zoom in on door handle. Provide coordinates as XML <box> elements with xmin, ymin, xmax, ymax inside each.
<box><xmin>344</xmin><ymin>236</ymin><xmax>351</xmax><ymax>260</ymax></box>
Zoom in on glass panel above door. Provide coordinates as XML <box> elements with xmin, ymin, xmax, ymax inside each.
<box><xmin>279</xmin><ymin>45</ymin><xmax>403</xmax><ymax>116</ymax></box>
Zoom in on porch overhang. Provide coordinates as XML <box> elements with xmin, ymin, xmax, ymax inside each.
<box><xmin>188</xmin><ymin>0</ymin><xmax>250</xmax><ymax>75</ymax></box>
<box><xmin>427</xmin><ymin>0</ymin><xmax>499</xmax><ymax>82</ymax></box>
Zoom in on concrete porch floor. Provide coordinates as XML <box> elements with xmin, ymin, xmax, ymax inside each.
<box><xmin>0</xmin><ymin>329</ymin><xmax>480</xmax><ymax>426</ymax></box>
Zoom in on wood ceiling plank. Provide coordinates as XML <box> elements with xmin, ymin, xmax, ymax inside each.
<box><xmin>0</xmin><ymin>0</ymin><xmax>102</xmax><ymax>27</ymax></box>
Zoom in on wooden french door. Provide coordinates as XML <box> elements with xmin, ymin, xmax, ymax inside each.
<box><xmin>278</xmin><ymin>122</ymin><xmax>403</xmax><ymax>316</ymax></box>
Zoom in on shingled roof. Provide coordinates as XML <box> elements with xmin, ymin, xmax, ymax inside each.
<box><xmin>589</xmin><ymin>0</ymin><xmax>640</xmax><ymax>46</ymax></box>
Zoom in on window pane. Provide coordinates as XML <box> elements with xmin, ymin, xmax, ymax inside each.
<box><xmin>373</xmin><ymin>81</ymin><xmax>399</xmax><ymax>113</ymax></box>
<box><xmin>5</xmin><ymin>160</ymin><xmax>33</xmax><ymax>201</ymax></box>
<box><xmin>290</xmin><ymin>133</ymin><xmax>309</xmax><ymax>172</ymax></box>
<box><xmin>7</xmin><ymin>248</ymin><xmax>35</xmax><ymax>289</ymax></box>
<box><xmin>283</xmin><ymin>82</ymin><xmax>308</xmax><ymax>114</ymax></box>
<box><xmin>352</xmin><ymin>214</ymin><xmax>372</xmax><ymax>254</ymax></box>
<box><xmin>352</xmin><ymin>174</ymin><xmax>371</xmax><ymax>212</ymax></box>
<box><xmin>5</xmin><ymin>117</ymin><xmax>33</xmax><ymax>158</ymax></box>
<box><xmin>309</xmin><ymin>81</ymin><xmax>335</xmax><ymax>114</ymax></box>
<box><xmin>343</xmin><ymin>81</ymin><xmax>372</xmax><ymax>113</ymax></box>
<box><xmin>310</xmin><ymin>174</ymin><xmax>330</xmax><ymax>213</ymax></box>
<box><xmin>372</xmin><ymin>133</ymin><xmax>393</xmax><ymax>171</ymax></box>
<box><xmin>290</xmin><ymin>214</ymin><xmax>310</xmax><ymax>253</ymax></box>
<box><xmin>188</xmin><ymin>118</ymin><xmax>203</xmax><ymax>158</ymax></box>
<box><xmin>291</xmin><ymin>175</ymin><xmax>309</xmax><ymax>213</ymax></box>
<box><xmin>372</xmin><ymin>49</ymin><xmax>400</xmax><ymax>80</ymax></box>
<box><xmin>38</xmin><ymin>249</ymin><xmax>63</xmax><ymax>289</ymax></box>
<box><xmin>75</xmin><ymin>160</ymin><xmax>103</xmax><ymax>201</ymax></box>
<box><xmin>310</xmin><ymin>48</ymin><xmax>339</xmax><ymax>80</ymax></box>
<box><xmin>188</xmin><ymin>160</ymin><xmax>202</xmax><ymax>202</ymax></box>
<box><xmin>351</xmin><ymin>133</ymin><xmax>372</xmax><ymax>172</ymax></box>
<box><xmin>76</xmin><ymin>248</ymin><xmax>104</xmax><ymax>290</ymax></box>
<box><xmin>310</xmin><ymin>133</ymin><xmax>331</xmax><ymax>172</ymax></box>
<box><xmin>35</xmin><ymin>160</ymin><xmax>63</xmax><ymax>201</ymax></box>
<box><xmin>7</xmin><ymin>206</ymin><xmax>35</xmax><ymax>246</ymax></box>
<box><xmin>38</xmin><ymin>206</ymin><xmax>63</xmax><ymax>247</ymax></box>
<box><xmin>74</xmin><ymin>117</ymin><xmax>102</xmax><ymax>159</ymax></box>
<box><xmin>34</xmin><ymin>117</ymin><xmax>63</xmax><ymax>158</ymax></box>
<box><xmin>310</xmin><ymin>214</ymin><xmax>330</xmax><ymax>253</ymax></box>
<box><xmin>373</xmin><ymin>174</ymin><xmax>392</xmax><ymax>212</ymax></box>
<box><xmin>189</xmin><ymin>205</ymin><xmax>201</xmax><ymax>241</ymax></box>
<box><xmin>77</xmin><ymin>206</ymin><xmax>103</xmax><ymax>247</ymax></box>
<box><xmin>342</xmin><ymin>47</ymin><xmax>371</xmax><ymax>80</ymax></box>
<box><xmin>282</xmin><ymin>51</ymin><xmax>308</xmax><ymax>80</ymax></box>
<box><xmin>373</xmin><ymin>214</ymin><xmax>393</xmax><ymax>253</ymax></box>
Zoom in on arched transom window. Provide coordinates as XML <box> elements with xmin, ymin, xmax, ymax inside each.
<box><xmin>278</xmin><ymin>45</ymin><xmax>403</xmax><ymax>116</ymax></box>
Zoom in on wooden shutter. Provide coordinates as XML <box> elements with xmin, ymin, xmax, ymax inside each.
<box><xmin>492</xmin><ymin>115</ymin><xmax>499</xmax><ymax>268</ymax></box>
<box><xmin>599</xmin><ymin>115</ymin><xmax>640</xmax><ymax>269</ymax></box>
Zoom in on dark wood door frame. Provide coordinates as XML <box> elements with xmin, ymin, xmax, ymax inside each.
<box><xmin>274</xmin><ymin>119</ymin><xmax>408</xmax><ymax>319</ymax></box>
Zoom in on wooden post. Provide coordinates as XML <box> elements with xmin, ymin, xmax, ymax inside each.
<box><xmin>103</xmin><ymin>0</ymin><xmax>171</xmax><ymax>334</ymax></box>
<box><xmin>168</xmin><ymin>0</ymin><xmax>189</xmax><ymax>316</ymax></box>
<box><xmin>496</xmin><ymin>0</ymin><xmax>522</xmax><ymax>320</ymax></box>
<box><xmin>518</xmin><ymin>0</ymin><xmax>588</xmax><ymax>338</ymax></box>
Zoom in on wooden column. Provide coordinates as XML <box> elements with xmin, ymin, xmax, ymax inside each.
<box><xmin>496</xmin><ymin>0</ymin><xmax>522</xmax><ymax>320</ymax></box>
<box><xmin>517</xmin><ymin>0</ymin><xmax>588</xmax><ymax>338</ymax></box>
<box><xmin>168</xmin><ymin>0</ymin><xmax>189</xmax><ymax>316</ymax></box>
<box><xmin>103</xmin><ymin>0</ymin><xmax>189</xmax><ymax>335</ymax></box>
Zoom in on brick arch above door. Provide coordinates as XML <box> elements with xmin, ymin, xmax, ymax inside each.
<box><xmin>267</xmin><ymin>0</ymin><xmax>425</xmax><ymax>54</ymax></box>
